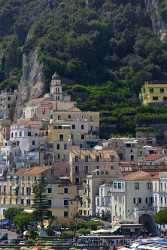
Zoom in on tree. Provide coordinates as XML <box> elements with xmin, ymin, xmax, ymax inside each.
<box><xmin>32</xmin><ymin>178</ymin><xmax>52</xmax><ymax>225</ymax></box>
<box><xmin>4</xmin><ymin>207</ymin><xmax>23</xmax><ymax>223</ymax></box>
<box><xmin>155</xmin><ymin>208</ymin><xmax>167</xmax><ymax>226</ymax></box>
<box><xmin>13</xmin><ymin>212</ymin><xmax>33</xmax><ymax>232</ymax></box>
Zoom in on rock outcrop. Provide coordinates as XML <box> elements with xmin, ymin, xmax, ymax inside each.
<box><xmin>145</xmin><ymin>0</ymin><xmax>167</xmax><ymax>41</ymax></box>
<box><xmin>16</xmin><ymin>47</ymin><xmax>45</xmax><ymax>118</ymax></box>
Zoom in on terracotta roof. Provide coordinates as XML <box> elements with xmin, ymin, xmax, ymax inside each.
<box><xmin>124</xmin><ymin>170</ymin><xmax>159</xmax><ymax>181</ymax></box>
<box><xmin>70</xmin><ymin>147</ymin><xmax>119</xmax><ymax>161</ymax></box>
<box><xmin>15</xmin><ymin>166</ymin><xmax>52</xmax><ymax>176</ymax></box>
<box><xmin>68</xmin><ymin>106</ymin><xmax>81</xmax><ymax>112</ymax></box>
<box><xmin>16</xmin><ymin>119</ymin><xmax>43</xmax><ymax>128</ymax></box>
<box><xmin>145</xmin><ymin>154</ymin><xmax>162</xmax><ymax>161</ymax></box>
<box><xmin>26</xmin><ymin>97</ymin><xmax>51</xmax><ymax>106</ymax></box>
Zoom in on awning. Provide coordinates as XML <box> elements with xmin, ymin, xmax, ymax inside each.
<box><xmin>0</xmin><ymin>219</ymin><xmax>10</xmax><ymax>225</ymax></box>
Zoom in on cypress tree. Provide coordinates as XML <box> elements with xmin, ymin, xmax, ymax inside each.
<box><xmin>32</xmin><ymin>178</ymin><xmax>52</xmax><ymax>225</ymax></box>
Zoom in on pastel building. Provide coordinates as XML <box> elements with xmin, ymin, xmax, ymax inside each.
<box><xmin>69</xmin><ymin>146</ymin><xmax>120</xmax><ymax>185</ymax></box>
<box><xmin>0</xmin><ymin>166</ymin><xmax>78</xmax><ymax>220</ymax></box>
<box><xmin>140</xmin><ymin>81</ymin><xmax>167</xmax><ymax>105</ymax></box>
<box><xmin>47</xmin><ymin>124</ymin><xmax>72</xmax><ymax>162</ymax></box>
<box><xmin>10</xmin><ymin>121</ymin><xmax>47</xmax><ymax>153</ymax></box>
<box><xmin>0</xmin><ymin>91</ymin><xmax>17</xmax><ymax>119</ymax></box>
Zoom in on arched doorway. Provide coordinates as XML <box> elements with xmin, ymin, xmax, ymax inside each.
<box><xmin>139</xmin><ymin>214</ymin><xmax>157</xmax><ymax>236</ymax></box>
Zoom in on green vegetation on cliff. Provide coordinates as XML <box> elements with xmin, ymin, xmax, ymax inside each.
<box><xmin>1</xmin><ymin>0</ymin><xmax>167</xmax><ymax>136</ymax></box>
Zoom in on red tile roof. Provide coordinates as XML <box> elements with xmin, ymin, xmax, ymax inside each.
<box><xmin>124</xmin><ymin>170</ymin><xmax>159</xmax><ymax>181</ymax></box>
<box><xmin>16</xmin><ymin>119</ymin><xmax>43</xmax><ymax>128</ymax></box>
<box><xmin>145</xmin><ymin>154</ymin><xmax>162</xmax><ymax>161</ymax></box>
<box><xmin>15</xmin><ymin>166</ymin><xmax>52</xmax><ymax>176</ymax></box>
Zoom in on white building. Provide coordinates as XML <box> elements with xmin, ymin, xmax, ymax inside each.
<box><xmin>96</xmin><ymin>183</ymin><xmax>112</xmax><ymax>220</ymax></box>
<box><xmin>10</xmin><ymin>124</ymin><xmax>46</xmax><ymax>153</ymax></box>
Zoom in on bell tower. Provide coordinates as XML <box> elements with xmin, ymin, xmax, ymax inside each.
<box><xmin>50</xmin><ymin>72</ymin><xmax>63</xmax><ymax>101</ymax></box>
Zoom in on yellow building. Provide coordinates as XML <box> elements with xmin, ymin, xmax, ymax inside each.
<box><xmin>47</xmin><ymin>124</ymin><xmax>72</xmax><ymax>161</ymax></box>
<box><xmin>140</xmin><ymin>81</ymin><xmax>167</xmax><ymax>105</ymax></box>
<box><xmin>0</xmin><ymin>166</ymin><xmax>78</xmax><ymax>220</ymax></box>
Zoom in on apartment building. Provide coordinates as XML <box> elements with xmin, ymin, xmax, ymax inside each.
<box><xmin>69</xmin><ymin>146</ymin><xmax>120</xmax><ymax>185</ymax></box>
<box><xmin>0</xmin><ymin>166</ymin><xmax>78</xmax><ymax>220</ymax></box>
<box><xmin>79</xmin><ymin>169</ymin><xmax>122</xmax><ymax>217</ymax></box>
<box><xmin>140</xmin><ymin>81</ymin><xmax>167</xmax><ymax>105</ymax></box>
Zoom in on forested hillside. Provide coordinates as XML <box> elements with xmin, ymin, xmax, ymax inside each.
<box><xmin>1</xmin><ymin>0</ymin><xmax>167</xmax><ymax>136</ymax></box>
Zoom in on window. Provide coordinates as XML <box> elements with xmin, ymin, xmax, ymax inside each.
<box><xmin>64</xmin><ymin>200</ymin><xmax>69</xmax><ymax>207</ymax></box>
<box><xmin>160</xmin><ymin>88</ymin><xmax>164</xmax><ymax>93</ymax></box>
<box><xmin>72</xmin><ymin>124</ymin><xmax>75</xmax><ymax>129</ymax></box>
<box><xmin>10</xmin><ymin>186</ymin><xmax>12</xmax><ymax>195</ymax></box>
<box><xmin>85</xmin><ymin>156</ymin><xmax>88</xmax><ymax>162</ymax></box>
<box><xmin>48</xmin><ymin>200</ymin><xmax>52</xmax><ymax>207</ymax></box>
<box><xmin>75</xmin><ymin>166</ymin><xmax>79</xmax><ymax>174</ymax></box>
<box><xmin>84</xmin><ymin>166</ymin><xmax>88</xmax><ymax>175</ymax></box>
<box><xmin>114</xmin><ymin>183</ymin><xmax>117</xmax><ymax>189</ymax></box>
<box><xmin>133</xmin><ymin>198</ymin><xmax>136</xmax><ymax>204</ymax></box>
<box><xmin>58</xmin><ymin>115</ymin><xmax>61</xmax><ymax>120</ymax></box>
<box><xmin>26</xmin><ymin>187</ymin><xmax>31</xmax><ymax>195</ymax></box>
<box><xmin>48</xmin><ymin>188</ymin><xmax>52</xmax><ymax>193</ymax></box>
<box><xmin>145</xmin><ymin>197</ymin><xmax>148</xmax><ymax>204</ymax></box>
<box><xmin>131</xmin><ymin>155</ymin><xmax>134</xmax><ymax>161</ymax></box>
<box><xmin>75</xmin><ymin>177</ymin><xmax>80</xmax><ymax>185</ymax></box>
<box><xmin>161</xmin><ymin>197</ymin><xmax>163</xmax><ymax>204</ymax></box>
<box><xmin>164</xmin><ymin>97</ymin><xmax>167</xmax><ymax>101</ymax></box>
<box><xmin>147</xmin><ymin>182</ymin><xmax>152</xmax><ymax>190</ymax></box>
<box><xmin>118</xmin><ymin>183</ymin><xmax>122</xmax><ymax>189</ymax></box>
<box><xmin>57</xmin><ymin>154</ymin><xmax>60</xmax><ymax>159</ymax></box>
<box><xmin>19</xmin><ymin>131</ymin><xmax>22</xmax><ymax>137</ymax></box>
<box><xmin>60</xmin><ymin>134</ymin><xmax>63</xmax><ymax>141</ymax></box>
<box><xmin>64</xmin><ymin>144</ymin><xmax>67</xmax><ymax>150</ymax></box>
<box><xmin>57</xmin><ymin>144</ymin><xmax>60</xmax><ymax>150</ymax></box>
<box><xmin>134</xmin><ymin>182</ymin><xmax>139</xmax><ymax>190</ymax></box>
<box><xmin>3</xmin><ymin>186</ymin><xmax>6</xmax><ymax>194</ymax></box>
<box><xmin>138</xmin><ymin>198</ymin><xmax>142</xmax><ymax>203</ymax></box>
<box><xmin>81</xmin><ymin>125</ymin><xmax>84</xmax><ymax>130</ymax></box>
<box><xmin>75</xmin><ymin>156</ymin><xmax>79</xmax><ymax>162</ymax></box>
<box><xmin>64</xmin><ymin>211</ymin><xmax>68</xmax><ymax>218</ymax></box>
<box><xmin>32</xmin><ymin>140</ymin><xmax>35</xmax><ymax>146</ymax></box>
<box><xmin>21</xmin><ymin>199</ymin><xmax>24</xmax><ymax>205</ymax></box>
<box><xmin>64</xmin><ymin>187</ymin><xmax>68</xmax><ymax>194</ymax></box>
<box><xmin>81</xmin><ymin>135</ymin><xmax>84</xmax><ymax>140</ymax></box>
<box><xmin>22</xmin><ymin>187</ymin><xmax>24</xmax><ymax>195</ymax></box>
<box><xmin>27</xmin><ymin>199</ymin><xmax>31</xmax><ymax>206</ymax></box>
<box><xmin>150</xmin><ymin>88</ymin><xmax>154</xmax><ymax>93</ymax></box>
<box><xmin>153</xmin><ymin>96</ymin><xmax>158</xmax><ymax>101</ymax></box>
<box><xmin>28</xmin><ymin>131</ymin><xmax>31</xmax><ymax>136</ymax></box>
<box><xmin>68</xmin><ymin>115</ymin><xmax>71</xmax><ymax>119</ymax></box>
<box><xmin>96</xmin><ymin>156</ymin><xmax>100</xmax><ymax>162</ymax></box>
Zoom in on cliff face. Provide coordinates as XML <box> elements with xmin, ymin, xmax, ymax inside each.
<box><xmin>16</xmin><ymin>48</ymin><xmax>45</xmax><ymax>117</ymax></box>
<box><xmin>145</xmin><ymin>0</ymin><xmax>167</xmax><ymax>41</ymax></box>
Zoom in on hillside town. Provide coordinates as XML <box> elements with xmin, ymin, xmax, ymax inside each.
<box><xmin>1</xmin><ymin>76</ymin><xmax>167</xmax><ymax>249</ymax></box>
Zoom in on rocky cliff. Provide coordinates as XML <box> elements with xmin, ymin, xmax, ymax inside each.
<box><xmin>16</xmin><ymin>48</ymin><xmax>45</xmax><ymax>117</ymax></box>
<box><xmin>145</xmin><ymin>0</ymin><xmax>167</xmax><ymax>40</ymax></box>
